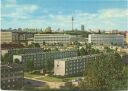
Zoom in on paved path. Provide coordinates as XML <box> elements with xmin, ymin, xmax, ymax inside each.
<box><xmin>24</xmin><ymin>77</ymin><xmax>65</xmax><ymax>88</ymax></box>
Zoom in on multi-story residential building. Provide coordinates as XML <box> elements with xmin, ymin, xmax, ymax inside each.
<box><xmin>1</xmin><ymin>64</ymin><xmax>24</xmax><ymax>90</ymax></box>
<box><xmin>1</xmin><ymin>32</ymin><xmax>19</xmax><ymax>44</ymax></box>
<box><xmin>9</xmin><ymin>48</ymin><xmax>44</xmax><ymax>54</ymax></box>
<box><xmin>126</xmin><ymin>32</ymin><xmax>128</xmax><ymax>45</ymax></box>
<box><xmin>16</xmin><ymin>32</ymin><xmax>34</xmax><ymax>41</ymax></box>
<box><xmin>13</xmin><ymin>50</ymin><xmax>77</xmax><ymax>70</ymax></box>
<box><xmin>1</xmin><ymin>48</ymin><xmax>44</xmax><ymax>62</ymax></box>
<box><xmin>54</xmin><ymin>54</ymin><xmax>103</xmax><ymax>76</ymax></box>
<box><xmin>1</xmin><ymin>48</ymin><xmax>44</xmax><ymax>54</ymax></box>
<box><xmin>88</xmin><ymin>34</ymin><xmax>124</xmax><ymax>46</ymax></box>
<box><xmin>34</xmin><ymin>34</ymin><xmax>77</xmax><ymax>44</ymax></box>
<box><xmin>1</xmin><ymin>31</ymin><xmax>34</xmax><ymax>44</ymax></box>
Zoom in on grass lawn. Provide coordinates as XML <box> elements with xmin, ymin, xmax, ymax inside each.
<box><xmin>24</xmin><ymin>72</ymin><xmax>41</xmax><ymax>78</ymax></box>
<box><xmin>24</xmin><ymin>72</ymin><xmax>83</xmax><ymax>82</ymax></box>
<box><xmin>36</xmin><ymin>76</ymin><xmax>63</xmax><ymax>82</ymax></box>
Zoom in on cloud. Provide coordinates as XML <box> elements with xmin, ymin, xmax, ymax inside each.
<box><xmin>46</xmin><ymin>8</ymin><xmax>127</xmax><ymax>30</ymax></box>
<box><xmin>1</xmin><ymin>0</ymin><xmax>128</xmax><ymax>31</ymax></box>
<box><xmin>99</xmin><ymin>9</ymin><xmax>128</xmax><ymax>18</ymax></box>
<box><xmin>2</xmin><ymin>0</ymin><xmax>39</xmax><ymax>20</ymax></box>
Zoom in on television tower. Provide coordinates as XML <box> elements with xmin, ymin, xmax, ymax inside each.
<box><xmin>72</xmin><ymin>16</ymin><xmax>74</xmax><ymax>31</ymax></box>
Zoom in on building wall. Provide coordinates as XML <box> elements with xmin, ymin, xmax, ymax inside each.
<box><xmin>13</xmin><ymin>51</ymin><xmax>78</xmax><ymax>70</ymax></box>
<box><xmin>1</xmin><ymin>32</ymin><xmax>13</xmax><ymax>44</ymax></box>
<box><xmin>88</xmin><ymin>34</ymin><xmax>124</xmax><ymax>46</ymax></box>
<box><xmin>34</xmin><ymin>34</ymin><xmax>75</xmax><ymax>44</ymax></box>
<box><xmin>18</xmin><ymin>33</ymin><xmax>34</xmax><ymax>41</ymax></box>
<box><xmin>126</xmin><ymin>32</ymin><xmax>128</xmax><ymax>44</ymax></box>
<box><xmin>54</xmin><ymin>60</ymin><xmax>65</xmax><ymax>76</ymax></box>
<box><xmin>54</xmin><ymin>54</ymin><xmax>102</xmax><ymax>76</ymax></box>
<box><xmin>1</xmin><ymin>32</ymin><xmax>19</xmax><ymax>44</ymax></box>
<box><xmin>1</xmin><ymin>32</ymin><xmax>34</xmax><ymax>44</ymax></box>
<box><xmin>1</xmin><ymin>48</ymin><xmax>44</xmax><ymax>62</ymax></box>
<box><xmin>1</xmin><ymin>50</ymin><xmax>9</xmax><ymax>56</ymax></box>
<box><xmin>1</xmin><ymin>64</ymin><xmax>24</xmax><ymax>90</ymax></box>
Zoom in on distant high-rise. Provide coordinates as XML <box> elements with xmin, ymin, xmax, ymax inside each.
<box><xmin>81</xmin><ymin>25</ymin><xmax>84</xmax><ymax>31</ymax></box>
<box><xmin>45</xmin><ymin>27</ymin><xmax>52</xmax><ymax>33</ymax></box>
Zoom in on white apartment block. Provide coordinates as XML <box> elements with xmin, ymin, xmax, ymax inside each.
<box><xmin>54</xmin><ymin>54</ymin><xmax>101</xmax><ymax>76</ymax></box>
<box><xmin>13</xmin><ymin>51</ymin><xmax>77</xmax><ymax>69</ymax></box>
<box><xmin>88</xmin><ymin>34</ymin><xmax>124</xmax><ymax>46</ymax></box>
<box><xmin>1</xmin><ymin>32</ymin><xmax>19</xmax><ymax>44</ymax></box>
<box><xmin>126</xmin><ymin>32</ymin><xmax>128</xmax><ymax>45</ymax></box>
<box><xmin>34</xmin><ymin>34</ymin><xmax>76</xmax><ymax>44</ymax></box>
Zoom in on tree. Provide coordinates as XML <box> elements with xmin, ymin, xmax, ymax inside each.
<box><xmin>34</xmin><ymin>43</ymin><xmax>40</xmax><ymax>48</ymax></box>
<box><xmin>44</xmin><ymin>59</ymin><xmax>54</xmax><ymax>73</ymax></box>
<box><xmin>86</xmin><ymin>43</ymin><xmax>92</xmax><ymax>49</ymax></box>
<box><xmin>1</xmin><ymin>55</ymin><xmax>4</xmax><ymax>62</ymax></box>
<box><xmin>1</xmin><ymin>53</ymin><xmax>13</xmax><ymax>64</ymax></box>
<box><xmin>27</xmin><ymin>60</ymin><xmax>34</xmax><ymax>71</ymax></box>
<box><xmin>28</xmin><ymin>43</ymin><xmax>40</xmax><ymax>48</ymax></box>
<box><xmin>104</xmin><ymin>46</ymin><xmax>114</xmax><ymax>53</ymax></box>
<box><xmin>79</xmin><ymin>53</ymin><xmax>127</xmax><ymax>90</ymax></box>
<box><xmin>43</xmin><ymin>41</ymin><xmax>46</xmax><ymax>45</ymax></box>
<box><xmin>14</xmin><ymin>58</ymin><xmax>20</xmax><ymax>64</ymax></box>
<box><xmin>54</xmin><ymin>47</ymin><xmax>59</xmax><ymax>51</ymax></box>
<box><xmin>79</xmin><ymin>47</ymin><xmax>86</xmax><ymax>56</ymax></box>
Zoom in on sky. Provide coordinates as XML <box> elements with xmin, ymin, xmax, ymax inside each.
<box><xmin>1</xmin><ymin>0</ymin><xmax>128</xmax><ymax>31</ymax></box>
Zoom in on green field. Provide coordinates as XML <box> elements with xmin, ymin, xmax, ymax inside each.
<box><xmin>24</xmin><ymin>72</ymin><xmax>83</xmax><ymax>82</ymax></box>
<box><xmin>36</xmin><ymin>76</ymin><xmax>63</xmax><ymax>82</ymax></box>
<box><xmin>24</xmin><ymin>72</ymin><xmax>41</xmax><ymax>78</ymax></box>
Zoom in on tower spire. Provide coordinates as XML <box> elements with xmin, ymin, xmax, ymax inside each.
<box><xmin>72</xmin><ymin>16</ymin><xmax>74</xmax><ymax>31</ymax></box>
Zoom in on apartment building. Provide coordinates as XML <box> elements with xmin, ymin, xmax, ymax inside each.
<box><xmin>34</xmin><ymin>34</ymin><xmax>77</xmax><ymax>44</ymax></box>
<box><xmin>88</xmin><ymin>34</ymin><xmax>124</xmax><ymax>46</ymax></box>
<box><xmin>1</xmin><ymin>48</ymin><xmax>44</xmax><ymax>55</ymax></box>
<box><xmin>1</xmin><ymin>48</ymin><xmax>44</xmax><ymax>62</ymax></box>
<box><xmin>1</xmin><ymin>64</ymin><xmax>24</xmax><ymax>90</ymax></box>
<box><xmin>54</xmin><ymin>54</ymin><xmax>102</xmax><ymax>76</ymax></box>
<box><xmin>126</xmin><ymin>32</ymin><xmax>128</xmax><ymax>45</ymax></box>
<box><xmin>1</xmin><ymin>32</ymin><xmax>19</xmax><ymax>44</ymax></box>
<box><xmin>1</xmin><ymin>31</ymin><xmax>34</xmax><ymax>44</ymax></box>
<box><xmin>13</xmin><ymin>50</ymin><xmax>77</xmax><ymax>70</ymax></box>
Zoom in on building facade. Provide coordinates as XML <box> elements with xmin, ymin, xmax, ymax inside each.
<box><xmin>1</xmin><ymin>32</ymin><xmax>19</xmax><ymax>44</ymax></box>
<box><xmin>54</xmin><ymin>54</ymin><xmax>103</xmax><ymax>76</ymax></box>
<box><xmin>1</xmin><ymin>48</ymin><xmax>44</xmax><ymax>55</ymax></box>
<box><xmin>1</xmin><ymin>31</ymin><xmax>34</xmax><ymax>44</ymax></box>
<box><xmin>81</xmin><ymin>25</ymin><xmax>85</xmax><ymax>31</ymax></box>
<box><xmin>1</xmin><ymin>64</ymin><xmax>24</xmax><ymax>90</ymax></box>
<box><xmin>88</xmin><ymin>34</ymin><xmax>124</xmax><ymax>46</ymax></box>
<box><xmin>34</xmin><ymin>34</ymin><xmax>76</xmax><ymax>44</ymax></box>
<box><xmin>13</xmin><ymin>50</ymin><xmax>77</xmax><ymax>70</ymax></box>
<box><xmin>126</xmin><ymin>32</ymin><xmax>128</xmax><ymax>45</ymax></box>
<box><xmin>1</xmin><ymin>48</ymin><xmax>44</xmax><ymax>62</ymax></box>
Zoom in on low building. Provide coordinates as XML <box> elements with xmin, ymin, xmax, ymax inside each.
<box><xmin>17</xmin><ymin>32</ymin><xmax>34</xmax><ymax>41</ymax></box>
<box><xmin>13</xmin><ymin>50</ymin><xmax>78</xmax><ymax>70</ymax></box>
<box><xmin>1</xmin><ymin>31</ymin><xmax>34</xmax><ymax>44</ymax></box>
<box><xmin>34</xmin><ymin>34</ymin><xmax>77</xmax><ymax>44</ymax></box>
<box><xmin>54</xmin><ymin>54</ymin><xmax>102</xmax><ymax>76</ymax></box>
<box><xmin>126</xmin><ymin>32</ymin><xmax>128</xmax><ymax>45</ymax></box>
<box><xmin>1</xmin><ymin>32</ymin><xmax>19</xmax><ymax>44</ymax></box>
<box><xmin>1</xmin><ymin>64</ymin><xmax>24</xmax><ymax>90</ymax></box>
<box><xmin>88</xmin><ymin>34</ymin><xmax>124</xmax><ymax>46</ymax></box>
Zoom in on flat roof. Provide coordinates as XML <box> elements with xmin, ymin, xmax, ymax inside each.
<box><xmin>55</xmin><ymin>54</ymin><xmax>100</xmax><ymax>61</ymax></box>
